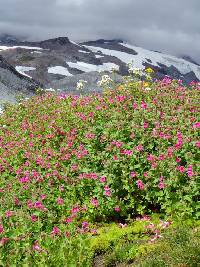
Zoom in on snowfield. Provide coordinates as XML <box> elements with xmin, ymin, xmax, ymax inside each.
<box><xmin>0</xmin><ymin>45</ymin><xmax>43</xmax><ymax>51</ymax></box>
<box><xmin>48</xmin><ymin>66</ymin><xmax>73</xmax><ymax>76</ymax></box>
<box><xmin>31</xmin><ymin>51</ymin><xmax>43</xmax><ymax>54</ymax></box>
<box><xmin>78</xmin><ymin>50</ymin><xmax>90</xmax><ymax>54</ymax></box>
<box><xmin>84</xmin><ymin>43</ymin><xmax>200</xmax><ymax>80</ymax></box>
<box><xmin>67</xmin><ymin>61</ymin><xmax>119</xmax><ymax>72</ymax></box>
<box><xmin>15</xmin><ymin>66</ymin><xmax>36</xmax><ymax>78</ymax></box>
<box><xmin>95</xmin><ymin>55</ymin><xmax>104</xmax><ymax>58</ymax></box>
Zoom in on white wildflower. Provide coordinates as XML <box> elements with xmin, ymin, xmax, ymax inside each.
<box><xmin>144</xmin><ymin>87</ymin><xmax>151</xmax><ymax>91</ymax></box>
<box><xmin>133</xmin><ymin>67</ymin><xmax>143</xmax><ymax>76</ymax></box>
<box><xmin>127</xmin><ymin>62</ymin><xmax>143</xmax><ymax>76</ymax></box>
<box><xmin>45</xmin><ymin>88</ymin><xmax>56</xmax><ymax>92</ymax></box>
<box><xmin>76</xmin><ymin>80</ymin><xmax>87</xmax><ymax>90</ymax></box>
<box><xmin>111</xmin><ymin>66</ymin><xmax>119</xmax><ymax>73</ymax></box>
<box><xmin>97</xmin><ymin>75</ymin><xmax>113</xmax><ymax>87</ymax></box>
<box><xmin>127</xmin><ymin>62</ymin><xmax>134</xmax><ymax>74</ymax></box>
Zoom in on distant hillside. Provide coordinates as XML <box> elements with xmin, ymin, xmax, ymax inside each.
<box><xmin>0</xmin><ymin>55</ymin><xmax>39</xmax><ymax>103</ymax></box>
<box><xmin>0</xmin><ymin>36</ymin><xmax>199</xmax><ymax>96</ymax></box>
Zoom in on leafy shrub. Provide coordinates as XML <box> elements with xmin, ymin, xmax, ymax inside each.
<box><xmin>92</xmin><ymin>220</ymin><xmax>200</xmax><ymax>267</ymax></box>
<box><xmin>134</xmin><ymin>224</ymin><xmax>200</xmax><ymax>267</ymax></box>
<box><xmin>0</xmin><ymin>74</ymin><xmax>199</xmax><ymax>264</ymax></box>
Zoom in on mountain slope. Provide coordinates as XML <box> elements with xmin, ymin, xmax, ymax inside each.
<box><xmin>0</xmin><ymin>55</ymin><xmax>39</xmax><ymax>103</ymax></box>
<box><xmin>82</xmin><ymin>40</ymin><xmax>200</xmax><ymax>80</ymax></box>
<box><xmin>0</xmin><ymin>37</ymin><xmax>199</xmax><ymax>94</ymax></box>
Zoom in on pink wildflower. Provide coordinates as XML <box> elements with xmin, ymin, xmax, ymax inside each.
<box><xmin>176</xmin><ymin>157</ymin><xmax>181</xmax><ymax>163</ymax></box>
<box><xmin>195</xmin><ymin>141</ymin><xmax>200</xmax><ymax>148</ymax></box>
<box><xmin>177</xmin><ymin>166</ymin><xmax>185</xmax><ymax>173</ymax></box>
<box><xmin>158</xmin><ymin>154</ymin><xmax>165</xmax><ymax>161</ymax></box>
<box><xmin>147</xmin><ymin>154</ymin><xmax>154</xmax><ymax>161</ymax></box>
<box><xmin>34</xmin><ymin>201</ymin><xmax>46</xmax><ymax>211</ymax></box>
<box><xmin>193</xmin><ymin>122</ymin><xmax>200</xmax><ymax>129</ymax></box>
<box><xmin>136</xmin><ymin>144</ymin><xmax>143</xmax><ymax>151</ymax></box>
<box><xmin>64</xmin><ymin>216</ymin><xmax>73</xmax><ymax>223</ymax></box>
<box><xmin>40</xmin><ymin>194</ymin><xmax>46</xmax><ymax>200</ymax></box>
<box><xmin>143</xmin><ymin>122</ymin><xmax>149</xmax><ymax>129</ymax></box>
<box><xmin>187</xmin><ymin>165</ymin><xmax>194</xmax><ymax>177</ymax></box>
<box><xmin>114</xmin><ymin>206</ymin><xmax>121</xmax><ymax>212</ymax></box>
<box><xmin>91</xmin><ymin>198</ymin><xmax>99</xmax><ymax>207</ymax></box>
<box><xmin>65</xmin><ymin>231</ymin><xmax>71</xmax><ymax>237</ymax></box>
<box><xmin>0</xmin><ymin>237</ymin><xmax>9</xmax><ymax>246</ymax></box>
<box><xmin>119</xmin><ymin>223</ymin><xmax>128</xmax><ymax>228</ymax></box>
<box><xmin>82</xmin><ymin>221</ymin><xmax>89</xmax><ymax>230</ymax></box>
<box><xmin>130</xmin><ymin>171</ymin><xmax>137</xmax><ymax>178</ymax></box>
<box><xmin>32</xmin><ymin>241</ymin><xmax>43</xmax><ymax>252</ymax></box>
<box><xmin>0</xmin><ymin>224</ymin><xmax>4</xmax><ymax>234</ymax></box>
<box><xmin>158</xmin><ymin>176</ymin><xmax>165</xmax><ymax>189</ymax></box>
<box><xmin>71</xmin><ymin>164</ymin><xmax>78</xmax><ymax>172</ymax></box>
<box><xmin>5</xmin><ymin>211</ymin><xmax>12</xmax><ymax>218</ymax></box>
<box><xmin>136</xmin><ymin>180</ymin><xmax>145</xmax><ymax>190</ymax></box>
<box><xmin>27</xmin><ymin>200</ymin><xmax>34</xmax><ymax>209</ymax></box>
<box><xmin>104</xmin><ymin>185</ymin><xmax>110</xmax><ymax>191</ymax></box>
<box><xmin>132</xmin><ymin>102</ymin><xmax>138</xmax><ymax>109</ymax></box>
<box><xmin>85</xmin><ymin>133</ymin><xmax>96</xmax><ymax>139</ymax></box>
<box><xmin>159</xmin><ymin>220</ymin><xmax>172</xmax><ymax>229</ymax></box>
<box><xmin>146</xmin><ymin>223</ymin><xmax>155</xmax><ymax>230</ymax></box>
<box><xmin>100</xmin><ymin>176</ymin><xmax>106</xmax><ymax>183</ymax></box>
<box><xmin>14</xmin><ymin>197</ymin><xmax>20</xmax><ymax>206</ymax></box>
<box><xmin>71</xmin><ymin>206</ymin><xmax>80</xmax><ymax>214</ymax></box>
<box><xmin>31</xmin><ymin>215</ymin><xmax>38</xmax><ymax>222</ymax></box>
<box><xmin>141</xmin><ymin>100</ymin><xmax>147</xmax><ymax>109</ymax></box>
<box><xmin>113</xmin><ymin>155</ymin><xmax>118</xmax><ymax>160</ymax></box>
<box><xmin>104</xmin><ymin>185</ymin><xmax>112</xmax><ymax>196</ymax></box>
<box><xmin>158</xmin><ymin>182</ymin><xmax>165</xmax><ymax>189</ymax></box>
<box><xmin>57</xmin><ymin>197</ymin><xmax>64</xmax><ymax>205</ymax></box>
<box><xmin>105</xmin><ymin>190</ymin><xmax>111</xmax><ymax>197</ymax></box>
<box><xmin>121</xmin><ymin>149</ymin><xmax>133</xmax><ymax>156</ymax></box>
<box><xmin>90</xmin><ymin>229</ymin><xmax>97</xmax><ymax>235</ymax></box>
<box><xmin>19</xmin><ymin>176</ymin><xmax>29</xmax><ymax>184</ymax></box>
<box><xmin>51</xmin><ymin>226</ymin><xmax>61</xmax><ymax>237</ymax></box>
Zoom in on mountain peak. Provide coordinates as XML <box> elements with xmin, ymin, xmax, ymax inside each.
<box><xmin>41</xmin><ymin>36</ymin><xmax>70</xmax><ymax>45</ymax></box>
<box><xmin>0</xmin><ymin>33</ymin><xmax>22</xmax><ymax>44</ymax></box>
<box><xmin>180</xmin><ymin>55</ymin><xmax>199</xmax><ymax>66</ymax></box>
<box><xmin>81</xmin><ymin>39</ymin><xmax>124</xmax><ymax>46</ymax></box>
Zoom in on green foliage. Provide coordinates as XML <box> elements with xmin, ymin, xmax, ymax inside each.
<box><xmin>90</xmin><ymin>221</ymin><xmax>148</xmax><ymax>254</ymax></box>
<box><xmin>134</xmin><ymin>224</ymin><xmax>200</xmax><ymax>267</ymax></box>
<box><xmin>91</xmin><ymin>221</ymin><xmax>200</xmax><ymax>267</ymax></box>
<box><xmin>0</xmin><ymin>72</ymin><xmax>199</xmax><ymax>265</ymax></box>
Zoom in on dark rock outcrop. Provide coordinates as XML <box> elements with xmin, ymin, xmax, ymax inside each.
<box><xmin>0</xmin><ymin>55</ymin><xmax>39</xmax><ymax>103</ymax></box>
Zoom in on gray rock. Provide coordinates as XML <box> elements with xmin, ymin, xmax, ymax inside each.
<box><xmin>47</xmin><ymin>71</ymin><xmax>123</xmax><ymax>94</ymax></box>
<box><xmin>0</xmin><ymin>55</ymin><xmax>39</xmax><ymax>103</ymax></box>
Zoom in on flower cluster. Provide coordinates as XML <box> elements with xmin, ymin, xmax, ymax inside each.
<box><xmin>76</xmin><ymin>80</ymin><xmax>88</xmax><ymax>90</ymax></box>
<box><xmin>97</xmin><ymin>75</ymin><xmax>113</xmax><ymax>87</ymax></box>
<box><xmin>0</xmin><ymin>74</ymin><xmax>199</xmax><ymax>264</ymax></box>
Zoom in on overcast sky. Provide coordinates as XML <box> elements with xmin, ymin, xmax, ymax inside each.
<box><xmin>0</xmin><ymin>0</ymin><xmax>200</xmax><ymax>62</ymax></box>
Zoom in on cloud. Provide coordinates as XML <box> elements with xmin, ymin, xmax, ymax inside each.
<box><xmin>0</xmin><ymin>0</ymin><xmax>200</xmax><ymax>62</ymax></box>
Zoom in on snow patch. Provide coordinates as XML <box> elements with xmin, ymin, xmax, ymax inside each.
<box><xmin>69</xmin><ymin>40</ymin><xmax>82</xmax><ymax>47</ymax></box>
<box><xmin>78</xmin><ymin>50</ymin><xmax>90</xmax><ymax>54</ymax></box>
<box><xmin>0</xmin><ymin>45</ymin><xmax>43</xmax><ymax>51</ymax></box>
<box><xmin>67</xmin><ymin>61</ymin><xmax>119</xmax><ymax>72</ymax></box>
<box><xmin>48</xmin><ymin>66</ymin><xmax>73</xmax><ymax>76</ymax></box>
<box><xmin>31</xmin><ymin>51</ymin><xmax>42</xmax><ymax>54</ymax></box>
<box><xmin>15</xmin><ymin>66</ymin><xmax>36</xmax><ymax>78</ymax></box>
<box><xmin>96</xmin><ymin>55</ymin><xmax>104</xmax><ymax>58</ymax></box>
